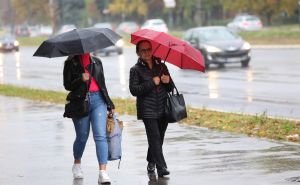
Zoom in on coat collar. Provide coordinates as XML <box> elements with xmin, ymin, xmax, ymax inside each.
<box><xmin>137</xmin><ymin>56</ymin><xmax>162</xmax><ymax>68</ymax></box>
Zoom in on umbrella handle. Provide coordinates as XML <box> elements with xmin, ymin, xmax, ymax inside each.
<box><xmin>158</xmin><ymin>63</ymin><xmax>165</xmax><ymax>77</ymax></box>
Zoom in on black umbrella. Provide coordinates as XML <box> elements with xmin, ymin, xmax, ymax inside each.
<box><xmin>33</xmin><ymin>27</ymin><xmax>121</xmax><ymax>58</ymax></box>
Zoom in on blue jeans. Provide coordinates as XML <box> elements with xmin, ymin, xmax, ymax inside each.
<box><xmin>72</xmin><ymin>91</ymin><xmax>108</xmax><ymax>165</ymax></box>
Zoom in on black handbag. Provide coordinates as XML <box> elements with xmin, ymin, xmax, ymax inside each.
<box><xmin>64</xmin><ymin>96</ymin><xmax>89</xmax><ymax>118</ymax></box>
<box><xmin>63</xmin><ymin>60</ymin><xmax>94</xmax><ymax>119</ymax></box>
<box><xmin>165</xmin><ymin>84</ymin><xmax>187</xmax><ymax>123</ymax></box>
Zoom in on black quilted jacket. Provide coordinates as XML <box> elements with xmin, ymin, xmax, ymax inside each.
<box><xmin>63</xmin><ymin>55</ymin><xmax>115</xmax><ymax>111</ymax></box>
<box><xmin>129</xmin><ymin>57</ymin><xmax>174</xmax><ymax>120</ymax></box>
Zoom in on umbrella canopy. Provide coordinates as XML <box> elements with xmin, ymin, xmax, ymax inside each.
<box><xmin>131</xmin><ymin>29</ymin><xmax>205</xmax><ymax>72</ymax></box>
<box><xmin>33</xmin><ymin>27</ymin><xmax>121</xmax><ymax>58</ymax></box>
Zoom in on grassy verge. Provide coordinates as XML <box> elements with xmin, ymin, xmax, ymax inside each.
<box><xmin>239</xmin><ymin>25</ymin><xmax>300</xmax><ymax>45</ymax></box>
<box><xmin>1</xmin><ymin>84</ymin><xmax>300</xmax><ymax>142</ymax></box>
<box><xmin>18</xmin><ymin>36</ymin><xmax>49</xmax><ymax>46</ymax></box>
<box><xmin>15</xmin><ymin>25</ymin><xmax>300</xmax><ymax>47</ymax></box>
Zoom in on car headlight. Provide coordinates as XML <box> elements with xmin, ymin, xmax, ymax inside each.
<box><xmin>241</xmin><ymin>42</ymin><xmax>251</xmax><ymax>50</ymax></box>
<box><xmin>205</xmin><ymin>45</ymin><xmax>222</xmax><ymax>53</ymax></box>
<box><xmin>116</xmin><ymin>40</ymin><xmax>124</xmax><ymax>47</ymax></box>
<box><xmin>0</xmin><ymin>43</ymin><xmax>2</xmax><ymax>47</ymax></box>
<box><xmin>14</xmin><ymin>41</ymin><xmax>19</xmax><ymax>46</ymax></box>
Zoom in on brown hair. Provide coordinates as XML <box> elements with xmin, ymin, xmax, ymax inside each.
<box><xmin>136</xmin><ymin>40</ymin><xmax>151</xmax><ymax>53</ymax></box>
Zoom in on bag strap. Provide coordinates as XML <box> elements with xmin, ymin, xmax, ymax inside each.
<box><xmin>168</xmin><ymin>81</ymin><xmax>179</xmax><ymax>96</ymax></box>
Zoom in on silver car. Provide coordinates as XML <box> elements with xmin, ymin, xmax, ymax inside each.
<box><xmin>227</xmin><ymin>15</ymin><xmax>263</xmax><ymax>32</ymax></box>
<box><xmin>0</xmin><ymin>34</ymin><xmax>19</xmax><ymax>52</ymax></box>
<box><xmin>141</xmin><ymin>19</ymin><xmax>168</xmax><ymax>33</ymax></box>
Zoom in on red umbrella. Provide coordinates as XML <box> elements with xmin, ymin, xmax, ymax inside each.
<box><xmin>131</xmin><ymin>29</ymin><xmax>205</xmax><ymax>72</ymax></box>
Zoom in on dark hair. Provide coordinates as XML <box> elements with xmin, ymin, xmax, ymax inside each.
<box><xmin>136</xmin><ymin>40</ymin><xmax>151</xmax><ymax>53</ymax></box>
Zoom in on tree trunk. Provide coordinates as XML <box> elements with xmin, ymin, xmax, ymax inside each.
<box><xmin>194</xmin><ymin>0</ymin><xmax>202</xmax><ymax>26</ymax></box>
<box><xmin>266</xmin><ymin>12</ymin><xmax>272</xmax><ymax>26</ymax></box>
<box><xmin>49</xmin><ymin>0</ymin><xmax>57</xmax><ymax>34</ymax></box>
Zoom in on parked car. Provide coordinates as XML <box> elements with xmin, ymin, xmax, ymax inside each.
<box><xmin>0</xmin><ymin>34</ymin><xmax>19</xmax><ymax>52</ymax></box>
<box><xmin>227</xmin><ymin>14</ymin><xmax>263</xmax><ymax>32</ymax></box>
<box><xmin>15</xmin><ymin>25</ymin><xmax>30</xmax><ymax>37</ymax></box>
<box><xmin>28</xmin><ymin>26</ymin><xmax>40</xmax><ymax>37</ymax></box>
<box><xmin>183</xmin><ymin>26</ymin><xmax>251</xmax><ymax>69</ymax></box>
<box><xmin>93</xmin><ymin>22</ymin><xmax>123</xmax><ymax>56</ymax></box>
<box><xmin>57</xmin><ymin>24</ymin><xmax>76</xmax><ymax>34</ymax></box>
<box><xmin>141</xmin><ymin>19</ymin><xmax>168</xmax><ymax>33</ymax></box>
<box><xmin>116</xmin><ymin>21</ymin><xmax>139</xmax><ymax>35</ymax></box>
<box><xmin>40</xmin><ymin>25</ymin><xmax>53</xmax><ymax>36</ymax></box>
<box><xmin>94</xmin><ymin>22</ymin><xmax>113</xmax><ymax>29</ymax></box>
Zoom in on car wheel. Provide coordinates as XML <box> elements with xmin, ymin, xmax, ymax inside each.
<box><xmin>15</xmin><ymin>47</ymin><xmax>19</xmax><ymax>52</ymax></box>
<box><xmin>202</xmin><ymin>52</ymin><xmax>210</xmax><ymax>70</ymax></box>
<box><xmin>117</xmin><ymin>50</ymin><xmax>123</xmax><ymax>55</ymax></box>
<box><xmin>105</xmin><ymin>52</ymin><xmax>110</xmax><ymax>56</ymax></box>
<box><xmin>205</xmin><ymin>62</ymin><xmax>210</xmax><ymax>69</ymax></box>
<box><xmin>241</xmin><ymin>59</ymin><xmax>250</xmax><ymax>67</ymax></box>
<box><xmin>218</xmin><ymin>63</ymin><xmax>225</xmax><ymax>68</ymax></box>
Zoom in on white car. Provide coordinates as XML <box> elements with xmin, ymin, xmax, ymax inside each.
<box><xmin>57</xmin><ymin>24</ymin><xmax>76</xmax><ymax>34</ymax></box>
<box><xmin>40</xmin><ymin>25</ymin><xmax>53</xmax><ymax>36</ymax></box>
<box><xmin>227</xmin><ymin>15</ymin><xmax>263</xmax><ymax>32</ymax></box>
<box><xmin>141</xmin><ymin>19</ymin><xmax>168</xmax><ymax>33</ymax></box>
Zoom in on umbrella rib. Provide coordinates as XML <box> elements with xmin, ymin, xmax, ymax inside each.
<box><xmin>76</xmin><ymin>30</ymin><xmax>85</xmax><ymax>53</ymax></box>
<box><xmin>152</xmin><ymin>43</ymin><xmax>161</xmax><ymax>55</ymax></box>
<box><xmin>164</xmin><ymin>48</ymin><xmax>171</xmax><ymax>62</ymax></box>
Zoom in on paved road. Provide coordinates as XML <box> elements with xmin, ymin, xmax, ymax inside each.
<box><xmin>0</xmin><ymin>47</ymin><xmax>300</xmax><ymax>119</ymax></box>
<box><xmin>1</xmin><ymin>95</ymin><xmax>300</xmax><ymax>185</ymax></box>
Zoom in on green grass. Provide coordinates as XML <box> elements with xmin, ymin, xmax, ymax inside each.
<box><xmin>17</xmin><ymin>36</ymin><xmax>49</xmax><ymax>46</ymax></box>
<box><xmin>1</xmin><ymin>84</ymin><xmax>300</xmax><ymax>142</ymax></box>
<box><xmin>239</xmin><ymin>25</ymin><xmax>300</xmax><ymax>45</ymax></box>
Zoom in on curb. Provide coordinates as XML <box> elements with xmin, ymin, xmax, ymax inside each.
<box><xmin>252</xmin><ymin>45</ymin><xmax>300</xmax><ymax>49</ymax></box>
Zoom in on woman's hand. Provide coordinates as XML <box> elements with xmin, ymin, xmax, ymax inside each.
<box><xmin>153</xmin><ymin>76</ymin><xmax>160</xmax><ymax>85</ymax></box>
<box><xmin>161</xmin><ymin>74</ymin><xmax>170</xmax><ymax>84</ymax></box>
<box><xmin>82</xmin><ymin>73</ymin><xmax>90</xmax><ymax>82</ymax></box>
<box><xmin>108</xmin><ymin>109</ymin><xmax>115</xmax><ymax>117</ymax></box>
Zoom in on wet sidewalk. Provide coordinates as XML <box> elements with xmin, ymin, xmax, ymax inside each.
<box><xmin>1</xmin><ymin>95</ymin><xmax>300</xmax><ymax>185</ymax></box>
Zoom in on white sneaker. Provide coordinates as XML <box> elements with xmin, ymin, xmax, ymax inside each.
<box><xmin>72</xmin><ymin>164</ymin><xmax>84</xmax><ymax>179</ymax></box>
<box><xmin>98</xmin><ymin>170</ymin><xmax>111</xmax><ymax>184</ymax></box>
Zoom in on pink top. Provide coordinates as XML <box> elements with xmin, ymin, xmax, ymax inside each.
<box><xmin>80</xmin><ymin>54</ymin><xmax>100</xmax><ymax>92</ymax></box>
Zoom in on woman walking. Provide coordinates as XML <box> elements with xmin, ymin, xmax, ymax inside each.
<box><xmin>63</xmin><ymin>53</ymin><xmax>114</xmax><ymax>184</ymax></box>
<box><xmin>129</xmin><ymin>40</ymin><xmax>174</xmax><ymax>177</ymax></box>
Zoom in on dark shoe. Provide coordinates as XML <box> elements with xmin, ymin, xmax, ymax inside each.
<box><xmin>147</xmin><ymin>162</ymin><xmax>156</xmax><ymax>173</ymax></box>
<box><xmin>157</xmin><ymin>167</ymin><xmax>170</xmax><ymax>177</ymax></box>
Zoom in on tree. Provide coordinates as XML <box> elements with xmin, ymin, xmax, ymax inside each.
<box><xmin>58</xmin><ymin>0</ymin><xmax>86</xmax><ymax>26</ymax></box>
<box><xmin>95</xmin><ymin>0</ymin><xmax>107</xmax><ymax>14</ymax></box>
<box><xmin>221</xmin><ymin>0</ymin><xmax>298</xmax><ymax>25</ymax></box>
<box><xmin>0</xmin><ymin>0</ymin><xmax>13</xmax><ymax>26</ymax></box>
<box><xmin>174</xmin><ymin>0</ymin><xmax>198</xmax><ymax>27</ymax></box>
<box><xmin>11</xmin><ymin>0</ymin><xmax>55</xmax><ymax>24</ymax></box>
<box><xmin>11</xmin><ymin>0</ymin><xmax>59</xmax><ymax>33</ymax></box>
<box><xmin>108</xmin><ymin>0</ymin><xmax>147</xmax><ymax>21</ymax></box>
<box><xmin>85</xmin><ymin>0</ymin><xmax>100</xmax><ymax>24</ymax></box>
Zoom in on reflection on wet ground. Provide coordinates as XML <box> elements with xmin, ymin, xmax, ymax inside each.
<box><xmin>147</xmin><ymin>173</ymin><xmax>169</xmax><ymax>185</ymax></box>
<box><xmin>1</xmin><ymin>96</ymin><xmax>300</xmax><ymax>185</ymax></box>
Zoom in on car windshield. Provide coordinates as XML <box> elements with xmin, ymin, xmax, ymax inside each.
<box><xmin>0</xmin><ymin>35</ymin><xmax>14</xmax><ymax>41</ymax></box>
<box><xmin>246</xmin><ymin>17</ymin><xmax>260</xmax><ymax>21</ymax></box>
<box><xmin>198</xmin><ymin>28</ymin><xmax>239</xmax><ymax>41</ymax></box>
<box><xmin>94</xmin><ymin>23</ymin><xmax>112</xmax><ymax>29</ymax></box>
